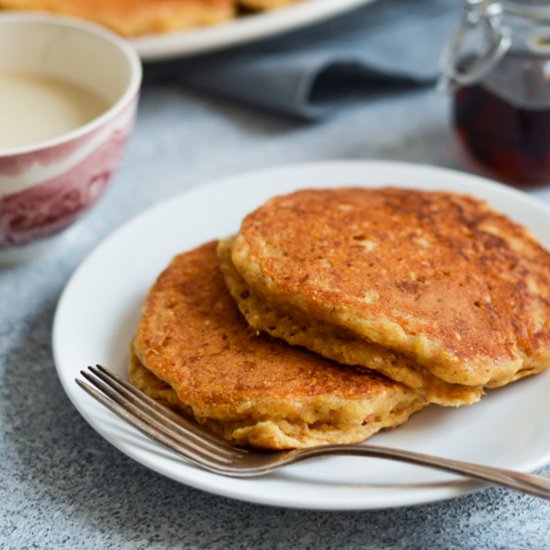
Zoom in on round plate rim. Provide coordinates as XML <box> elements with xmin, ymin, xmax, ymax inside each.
<box><xmin>52</xmin><ymin>160</ymin><xmax>550</xmax><ymax>510</ymax></box>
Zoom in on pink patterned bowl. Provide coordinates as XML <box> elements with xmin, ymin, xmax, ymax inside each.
<box><xmin>0</xmin><ymin>13</ymin><xmax>142</xmax><ymax>263</ymax></box>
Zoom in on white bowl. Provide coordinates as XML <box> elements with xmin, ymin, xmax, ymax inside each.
<box><xmin>0</xmin><ymin>13</ymin><xmax>142</xmax><ymax>263</ymax></box>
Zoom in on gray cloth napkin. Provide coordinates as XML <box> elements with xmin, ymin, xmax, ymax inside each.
<box><xmin>146</xmin><ymin>0</ymin><xmax>460</xmax><ymax>119</ymax></box>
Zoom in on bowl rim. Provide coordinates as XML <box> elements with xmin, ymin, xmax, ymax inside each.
<box><xmin>0</xmin><ymin>12</ymin><xmax>143</xmax><ymax>158</ymax></box>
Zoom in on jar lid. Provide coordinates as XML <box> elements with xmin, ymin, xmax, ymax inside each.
<box><xmin>438</xmin><ymin>1</ymin><xmax>511</xmax><ymax>91</ymax></box>
<box><xmin>502</xmin><ymin>1</ymin><xmax>550</xmax><ymax>20</ymax></box>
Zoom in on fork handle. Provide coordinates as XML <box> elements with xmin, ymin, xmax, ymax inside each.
<box><xmin>289</xmin><ymin>445</ymin><xmax>550</xmax><ymax>499</ymax></box>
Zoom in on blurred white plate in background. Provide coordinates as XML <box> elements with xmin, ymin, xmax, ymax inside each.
<box><xmin>132</xmin><ymin>0</ymin><xmax>378</xmax><ymax>61</ymax></box>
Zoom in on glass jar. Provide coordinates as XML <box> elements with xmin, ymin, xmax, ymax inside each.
<box><xmin>440</xmin><ymin>0</ymin><xmax>550</xmax><ymax>186</ymax></box>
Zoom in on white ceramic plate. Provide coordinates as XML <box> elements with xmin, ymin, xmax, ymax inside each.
<box><xmin>53</xmin><ymin>161</ymin><xmax>550</xmax><ymax>510</ymax></box>
<box><xmin>131</xmin><ymin>0</ymin><xmax>377</xmax><ymax>61</ymax></box>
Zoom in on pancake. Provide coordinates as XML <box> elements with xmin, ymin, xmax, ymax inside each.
<box><xmin>219</xmin><ymin>238</ymin><xmax>483</xmax><ymax>406</ymax></box>
<box><xmin>239</xmin><ymin>0</ymin><xmax>302</xmax><ymax>10</ymax></box>
<box><xmin>131</xmin><ymin>241</ymin><xmax>426</xmax><ymax>449</ymax></box>
<box><xmin>229</xmin><ymin>187</ymin><xmax>550</xmax><ymax>398</ymax></box>
<box><xmin>0</xmin><ymin>0</ymin><xmax>235</xmax><ymax>36</ymax></box>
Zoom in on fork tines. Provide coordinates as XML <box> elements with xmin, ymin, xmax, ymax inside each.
<box><xmin>76</xmin><ymin>365</ymin><xmax>248</xmax><ymax>470</ymax></box>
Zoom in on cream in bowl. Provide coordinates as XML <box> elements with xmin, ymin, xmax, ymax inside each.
<box><xmin>0</xmin><ymin>72</ymin><xmax>110</xmax><ymax>150</ymax></box>
<box><xmin>0</xmin><ymin>13</ymin><xmax>142</xmax><ymax>262</ymax></box>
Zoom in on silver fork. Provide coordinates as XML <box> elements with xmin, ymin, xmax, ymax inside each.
<box><xmin>76</xmin><ymin>365</ymin><xmax>550</xmax><ymax>500</ymax></box>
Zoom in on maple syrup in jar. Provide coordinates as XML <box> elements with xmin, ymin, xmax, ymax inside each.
<box><xmin>442</xmin><ymin>0</ymin><xmax>550</xmax><ymax>186</ymax></box>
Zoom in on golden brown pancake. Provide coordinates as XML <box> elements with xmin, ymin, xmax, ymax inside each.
<box><xmin>229</xmin><ymin>187</ymin><xmax>550</xmax><ymax>397</ymax></box>
<box><xmin>131</xmin><ymin>241</ymin><xmax>426</xmax><ymax>449</ymax></box>
<box><xmin>219</xmin><ymin>238</ymin><xmax>483</xmax><ymax>406</ymax></box>
<box><xmin>239</xmin><ymin>0</ymin><xmax>302</xmax><ymax>10</ymax></box>
<box><xmin>0</xmin><ymin>0</ymin><xmax>235</xmax><ymax>36</ymax></box>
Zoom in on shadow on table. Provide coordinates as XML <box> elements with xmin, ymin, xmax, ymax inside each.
<box><xmin>1</xmin><ymin>298</ymin><xmax>537</xmax><ymax>550</ymax></box>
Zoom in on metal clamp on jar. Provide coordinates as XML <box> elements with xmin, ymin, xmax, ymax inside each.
<box><xmin>440</xmin><ymin>0</ymin><xmax>550</xmax><ymax>186</ymax></box>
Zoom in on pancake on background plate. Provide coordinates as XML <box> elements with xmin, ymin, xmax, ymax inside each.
<box><xmin>226</xmin><ymin>188</ymin><xmax>550</xmax><ymax>404</ymax></box>
<box><xmin>240</xmin><ymin>0</ymin><xmax>302</xmax><ymax>10</ymax></box>
<box><xmin>0</xmin><ymin>0</ymin><xmax>235</xmax><ymax>36</ymax></box>
<box><xmin>130</xmin><ymin>241</ymin><xmax>426</xmax><ymax>450</ymax></box>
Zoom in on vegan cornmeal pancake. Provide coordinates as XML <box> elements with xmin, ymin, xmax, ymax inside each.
<box><xmin>130</xmin><ymin>241</ymin><xmax>426</xmax><ymax>450</ymax></box>
<box><xmin>219</xmin><ymin>239</ymin><xmax>483</xmax><ymax>406</ymax></box>
<box><xmin>0</xmin><ymin>0</ymin><xmax>235</xmax><ymax>36</ymax></box>
<box><xmin>227</xmin><ymin>188</ymin><xmax>550</xmax><ymax>404</ymax></box>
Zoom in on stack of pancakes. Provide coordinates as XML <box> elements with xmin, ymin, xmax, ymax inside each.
<box><xmin>131</xmin><ymin>187</ymin><xmax>550</xmax><ymax>449</ymax></box>
<box><xmin>0</xmin><ymin>0</ymin><xmax>305</xmax><ymax>37</ymax></box>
